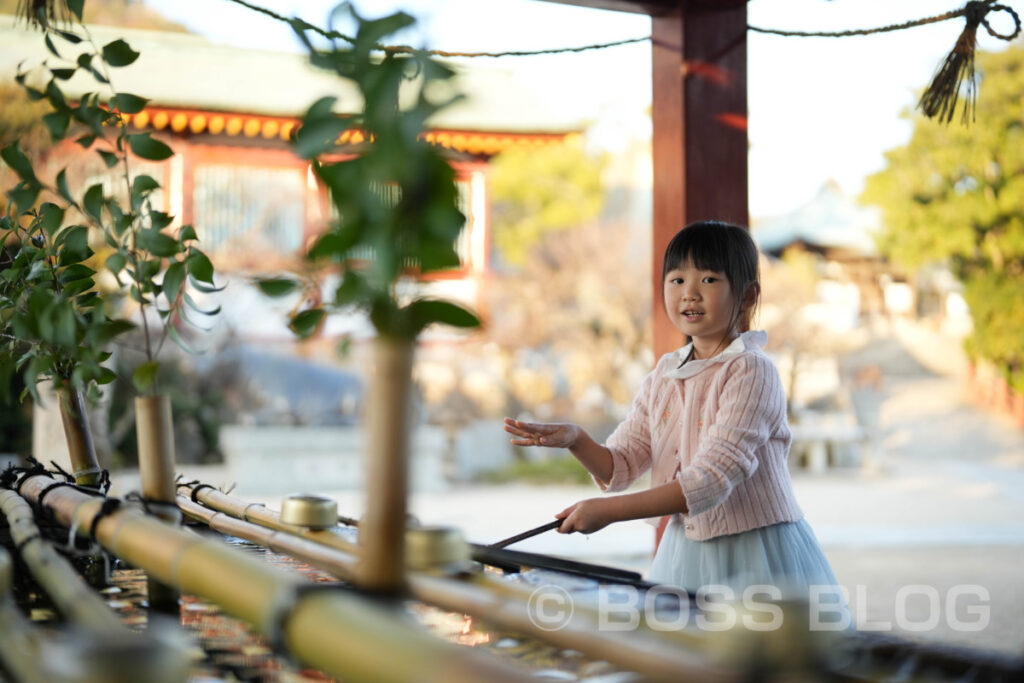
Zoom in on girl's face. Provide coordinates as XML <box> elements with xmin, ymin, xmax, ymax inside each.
<box><xmin>663</xmin><ymin>259</ymin><xmax>740</xmax><ymax>359</ymax></box>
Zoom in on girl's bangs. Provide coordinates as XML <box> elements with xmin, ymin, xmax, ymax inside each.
<box><xmin>662</xmin><ymin>223</ymin><xmax>732</xmax><ymax>277</ymax></box>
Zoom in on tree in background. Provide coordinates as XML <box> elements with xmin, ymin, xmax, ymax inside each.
<box><xmin>1</xmin><ymin>0</ymin><xmax>187</xmax><ymax>189</ymax></box>
<box><xmin>0</xmin><ymin>0</ymin><xmax>187</xmax><ymax>31</ymax></box>
<box><xmin>862</xmin><ymin>44</ymin><xmax>1024</xmax><ymax>393</ymax></box>
<box><xmin>488</xmin><ymin>135</ymin><xmax>606</xmax><ymax>266</ymax></box>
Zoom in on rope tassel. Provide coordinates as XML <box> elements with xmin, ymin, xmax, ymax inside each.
<box><xmin>919</xmin><ymin>1</ymin><xmax>1022</xmax><ymax>125</ymax></box>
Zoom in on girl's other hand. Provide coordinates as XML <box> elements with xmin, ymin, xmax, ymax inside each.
<box><xmin>503</xmin><ymin>418</ymin><xmax>581</xmax><ymax>448</ymax></box>
<box><xmin>555</xmin><ymin>498</ymin><xmax>616</xmax><ymax>534</ymax></box>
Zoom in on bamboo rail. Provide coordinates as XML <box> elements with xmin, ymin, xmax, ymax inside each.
<box><xmin>180</xmin><ymin>483</ymin><xmax>360</xmax><ymax>557</ymax></box>
<box><xmin>0</xmin><ymin>548</ymin><xmax>49</xmax><ymax>683</ymax></box>
<box><xmin>0</xmin><ymin>489</ymin><xmax>125</xmax><ymax>634</ymax></box>
<box><xmin>177</xmin><ymin>492</ymin><xmax>740</xmax><ymax>682</ymax></box>
<box><xmin>16</xmin><ymin>472</ymin><xmax>530</xmax><ymax>683</ymax></box>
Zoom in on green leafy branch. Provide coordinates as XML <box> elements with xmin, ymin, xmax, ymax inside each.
<box><xmin>1</xmin><ymin>5</ymin><xmax>220</xmax><ymax>396</ymax></box>
<box><xmin>258</xmin><ymin>4</ymin><xmax>479</xmax><ymax>341</ymax></box>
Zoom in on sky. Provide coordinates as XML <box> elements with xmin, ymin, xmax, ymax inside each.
<box><xmin>139</xmin><ymin>0</ymin><xmax>1019</xmax><ymax>218</ymax></box>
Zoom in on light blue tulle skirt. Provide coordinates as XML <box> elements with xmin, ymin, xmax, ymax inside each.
<box><xmin>648</xmin><ymin>518</ymin><xmax>843</xmax><ymax>604</ymax></box>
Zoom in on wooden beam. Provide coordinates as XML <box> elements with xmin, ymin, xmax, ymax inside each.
<box><xmin>651</xmin><ymin>0</ymin><xmax>748</xmax><ymax>358</ymax></box>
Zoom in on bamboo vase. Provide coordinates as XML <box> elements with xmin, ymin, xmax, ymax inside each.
<box><xmin>135</xmin><ymin>395</ymin><xmax>182</xmax><ymax>611</ymax></box>
<box><xmin>358</xmin><ymin>338</ymin><xmax>414</xmax><ymax>593</ymax></box>
<box><xmin>57</xmin><ymin>384</ymin><xmax>102</xmax><ymax>487</ymax></box>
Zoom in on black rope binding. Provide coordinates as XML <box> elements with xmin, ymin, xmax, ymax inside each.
<box><xmin>265</xmin><ymin>582</ymin><xmax>345</xmax><ymax>653</ymax></box>
<box><xmin>189</xmin><ymin>484</ymin><xmax>217</xmax><ymax>504</ymax></box>
<box><xmin>87</xmin><ymin>498</ymin><xmax>122</xmax><ymax>542</ymax></box>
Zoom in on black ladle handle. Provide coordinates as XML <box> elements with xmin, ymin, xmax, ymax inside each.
<box><xmin>489</xmin><ymin>519</ymin><xmax>562</xmax><ymax>549</ymax></box>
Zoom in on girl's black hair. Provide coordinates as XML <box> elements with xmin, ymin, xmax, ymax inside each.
<box><xmin>662</xmin><ymin>220</ymin><xmax>760</xmax><ymax>334</ymax></box>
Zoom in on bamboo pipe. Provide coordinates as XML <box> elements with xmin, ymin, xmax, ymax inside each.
<box><xmin>177</xmin><ymin>495</ymin><xmax>736</xmax><ymax>683</ymax></box>
<box><xmin>17</xmin><ymin>473</ymin><xmax>530</xmax><ymax>683</ymax></box>
<box><xmin>0</xmin><ymin>548</ymin><xmax>49</xmax><ymax>683</ymax></box>
<box><xmin>135</xmin><ymin>395</ymin><xmax>182</xmax><ymax>611</ymax></box>
<box><xmin>57</xmin><ymin>384</ymin><xmax>103</xmax><ymax>487</ymax></box>
<box><xmin>184</xmin><ymin>485</ymin><xmax>360</xmax><ymax>556</ymax></box>
<box><xmin>0</xmin><ymin>489</ymin><xmax>125</xmax><ymax>634</ymax></box>
<box><xmin>359</xmin><ymin>338</ymin><xmax>414</xmax><ymax>592</ymax></box>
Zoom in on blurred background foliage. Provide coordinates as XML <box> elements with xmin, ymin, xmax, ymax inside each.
<box><xmin>488</xmin><ymin>135</ymin><xmax>606</xmax><ymax>267</ymax></box>
<box><xmin>863</xmin><ymin>43</ymin><xmax>1024</xmax><ymax>393</ymax></box>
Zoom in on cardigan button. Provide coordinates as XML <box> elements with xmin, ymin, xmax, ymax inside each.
<box><xmin>685</xmin><ymin>524</ymin><xmax>693</xmax><ymax>530</ymax></box>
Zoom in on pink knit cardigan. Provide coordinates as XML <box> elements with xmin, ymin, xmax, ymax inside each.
<box><xmin>601</xmin><ymin>331</ymin><xmax>803</xmax><ymax>541</ymax></box>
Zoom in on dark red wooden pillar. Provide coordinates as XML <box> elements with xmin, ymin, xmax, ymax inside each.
<box><xmin>651</xmin><ymin>0</ymin><xmax>748</xmax><ymax>359</ymax></box>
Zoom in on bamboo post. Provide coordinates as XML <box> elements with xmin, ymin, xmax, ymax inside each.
<box><xmin>57</xmin><ymin>384</ymin><xmax>103</xmax><ymax>487</ymax></box>
<box><xmin>359</xmin><ymin>338</ymin><xmax>414</xmax><ymax>593</ymax></box>
<box><xmin>175</xmin><ymin>494</ymin><xmax>736</xmax><ymax>682</ymax></box>
<box><xmin>18</xmin><ymin>473</ymin><xmax>529</xmax><ymax>683</ymax></box>
<box><xmin>135</xmin><ymin>395</ymin><xmax>182</xmax><ymax>612</ymax></box>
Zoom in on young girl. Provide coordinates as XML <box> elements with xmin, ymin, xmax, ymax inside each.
<box><xmin>504</xmin><ymin>220</ymin><xmax>840</xmax><ymax>597</ymax></box>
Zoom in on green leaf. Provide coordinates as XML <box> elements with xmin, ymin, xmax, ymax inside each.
<box><xmin>76</xmin><ymin>53</ymin><xmax>92</xmax><ymax>69</ymax></box>
<box><xmin>51</xmin><ymin>67</ymin><xmax>76</xmax><ymax>81</ymax></box>
<box><xmin>83</xmin><ymin>184</ymin><xmax>104</xmax><ymax>222</ymax></box>
<box><xmin>162</xmin><ymin>261</ymin><xmax>185</xmax><ymax>304</ymax></box>
<box><xmin>256</xmin><ymin>277</ymin><xmax>299</xmax><ymax>297</ymax></box>
<box><xmin>105</xmin><ymin>251</ymin><xmax>126</xmax><ymax>275</ymax></box>
<box><xmin>188</xmin><ymin>274</ymin><xmax>224</xmax><ymax>293</ymax></box>
<box><xmin>168</xmin><ymin>324</ymin><xmax>197</xmax><ymax>354</ymax></box>
<box><xmin>1</xmin><ymin>143</ymin><xmax>39</xmax><ymax>186</ymax></box>
<box><xmin>59</xmin><ymin>264</ymin><xmax>94</xmax><ymax>283</ymax></box>
<box><xmin>9</xmin><ymin>185</ymin><xmax>40</xmax><ymax>214</ymax></box>
<box><xmin>178</xmin><ymin>225</ymin><xmax>198</xmax><ymax>243</ymax></box>
<box><xmin>45</xmin><ymin>80</ymin><xmax>67</xmax><ymax>110</ymax></box>
<box><xmin>67</xmin><ymin>0</ymin><xmax>85</xmax><ymax>21</ymax></box>
<box><xmin>57</xmin><ymin>225</ymin><xmax>91</xmax><ymax>264</ymax></box>
<box><xmin>76</xmin><ymin>134</ymin><xmax>96</xmax><ymax>149</ymax></box>
<box><xmin>56</xmin><ymin>169</ymin><xmax>73</xmax><ymax>203</ymax></box>
<box><xmin>289</xmin><ymin>308</ymin><xmax>325</xmax><ymax>338</ymax></box>
<box><xmin>112</xmin><ymin>92</ymin><xmax>148</xmax><ymax>114</ymax></box>
<box><xmin>37</xmin><ymin>203</ymin><xmax>65</xmax><ymax>236</ymax></box>
<box><xmin>94</xmin><ymin>367</ymin><xmax>117</xmax><ymax>385</ymax></box>
<box><xmin>90</xmin><ymin>319</ymin><xmax>134</xmax><ymax>347</ymax></box>
<box><xmin>137</xmin><ymin>229</ymin><xmax>179</xmax><ymax>257</ymax></box>
<box><xmin>132</xmin><ymin>361</ymin><xmax>159</xmax><ymax>392</ymax></box>
<box><xmin>102</xmin><ymin>39</ymin><xmax>140</xmax><ymax>67</ymax></box>
<box><xmin>131</xmin><ymin>174</ymin><xmax>159</xmax><ymax>210</ymax></box>
<box><xmin>42</xmin><ymin>110</ymin><xmax>71</xmax><ymax>141</ymax></box>
<box><xmin>127</xmin><ymin>133</ymin><xmax>173</xmax><ymax>161</ymax></box>
<box><xmin>55</xmin><ymin>29</ymin><xmax>82</xmax><ymax>44</ymax></box>
<box><xmin>62</xmin><ymin>277</ymin><xmax>94</xmax><ymax>296</ymax></box>
<box><xmin>44</xmin><ymin>33</ymin><xmax>61</xmax><ymax>59</ymax></box>
<box><xmin>183</xmin><ymin>291</ymin><xmax>220</xmax><ymax>315</ymax></box>
<box><xmin>98</xmin><ymin>149</ymin><xmax>119</xmax><ymax>168</ymax></box>
<box><xmin>407</xmin><ymin>299</ymin><xmax>480</xmax><ymax>334</ymax></box>
<box><xmin>149</xmin><ymin>211</ymin><xmax>173</xmax><ymax>231</ymax></box>
<box><xmin>187</xmin><ymin>249</ymin><xmax>215</xmax><ymax>284</ymax></box>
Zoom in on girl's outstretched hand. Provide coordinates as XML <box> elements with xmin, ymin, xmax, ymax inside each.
<box><xmin>503</xmin><ymin>418</ymin><xmax>581</xmax><ymax>448</ymax></box>
<box><xmin>556</xmin><ymin>498</ymin><xmax>617</xmax><ymax>535</ymax></box>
